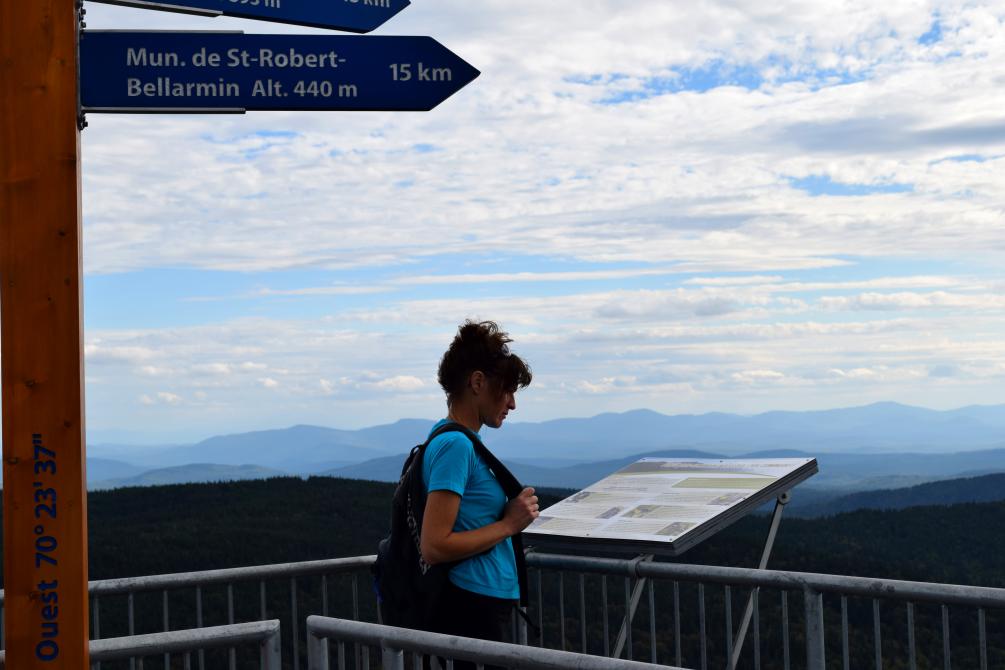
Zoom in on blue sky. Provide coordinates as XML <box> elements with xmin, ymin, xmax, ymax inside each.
<box><xmin>79</xmin><ymin>1</ymin><xmax>1005</xmax><ymax>443</ymax></box>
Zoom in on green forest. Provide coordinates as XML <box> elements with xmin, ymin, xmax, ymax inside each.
<box><xmin>1</xmin><ymin>476</ymin><xmax>1002</xmax><ymax>669</ymax></box>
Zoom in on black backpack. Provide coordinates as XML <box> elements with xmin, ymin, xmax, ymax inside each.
<box><xmin>371</xmin><ymin>422</ymin><xmax>529</xmax><ymax>631</ymax></box>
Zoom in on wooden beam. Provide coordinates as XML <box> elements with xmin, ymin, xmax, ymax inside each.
<box><xmin>1</xmin><ymin>0</ymin><xmax>90</xmax><ymax>667</ymax></box>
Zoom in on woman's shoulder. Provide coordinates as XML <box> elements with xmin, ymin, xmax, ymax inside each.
<box><xmin>426</xmin><ymin>424</ymin><xmax>477</xmax><ymax>462</ymax></box>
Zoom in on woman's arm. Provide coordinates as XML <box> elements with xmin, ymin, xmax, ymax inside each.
<box><xmin>420</xmin><ymin>487</ymin><xmax>539</xmax><ymax>565</ymax></box>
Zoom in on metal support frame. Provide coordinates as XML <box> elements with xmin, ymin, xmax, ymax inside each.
<box><xmin>612</xmin><ymin>555</ymin><xmax>654</xmax><ymax>659</ymax></box>
<box><xmin>727</xmin><ymin>491</ymin><xmax>790</xmax><ymax>670</ymax></box>
<box><xmin>609</xmin><ymin>491</ymin><xmax>791</xmax><ymax>664</ymax></box>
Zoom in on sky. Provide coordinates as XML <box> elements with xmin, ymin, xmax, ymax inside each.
<box><xmin>78</xmin><ymin>0</ymin><xmax>1005</xmax><ymax>444</ymax></box>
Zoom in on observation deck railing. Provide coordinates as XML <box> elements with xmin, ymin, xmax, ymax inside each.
<box><xmin>0</xmin><ymin>620</ymin><xmax>281</xmax><ymax>669</ymax></box>
<box><xmin>305</xmin><ymin>616</ymin><xmax>684</xmax><ymax>670</ymax></box>
<box><xmin>0</xmin><ymin>553</ymin><xmax>1002</xmax><ymax>669</ymax></box>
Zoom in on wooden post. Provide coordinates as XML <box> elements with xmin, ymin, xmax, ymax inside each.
<box><xmin>1</xmin><ymin>0</ymin><xmax>90</xmax><ymax>667</ymax></box>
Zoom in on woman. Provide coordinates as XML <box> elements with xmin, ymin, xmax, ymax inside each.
<box><xmin>420</xmin><ymin>320</ymin><xmax>538</xmax><ymax>649</ymax></box>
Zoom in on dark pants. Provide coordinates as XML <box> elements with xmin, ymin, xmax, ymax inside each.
<box><xmin>429</xmin><ymin>580</ymin><xmax>517</xmax><ymax>670</ymax></box>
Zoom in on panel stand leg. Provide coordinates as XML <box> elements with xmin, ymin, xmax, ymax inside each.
<box><xmin>612</xmin><ymin>555</ymin><xmax>654</xmax><ymax>659</ymax></box>
<box><xmin>727</xmin><ymin>491</ymin><xmax>790</xmax><ymax>670</ymax></box>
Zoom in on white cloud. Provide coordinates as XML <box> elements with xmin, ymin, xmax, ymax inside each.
<box><xmin>71</xmin><ymin>1</ymin><xmax>1005</xmax><ymax>436</ymax></box>
<box><xmin>731</xmin><ymin>369</ymin><xmax>786</xmax><ymax>385</ymax></box>
<box><xmin>85</xmin><ymin>343</ymin><xmax>158</xmax><ymax>366</ymax></box>
<box><xmin>372</xmin><ymin>376</ymin><xmax>427</xmax><ymax>393</ymax></box>
<box><xmin>685</xmin><ymin>276</ymin><xmax>785</xmax><ymax>287</ymax></box>
<box><xmin>79</xmin><ymin>2</ymin><xmax>1005</xmax><ymax>277</ymax></box>
<box><xmin>192</xmin><ymin>363</ymin><xmax>232</xmax><ymax>376</ymax></box>
<box><xmin>254</xmin><ymin>286</ymin><xmax>391</xmax><ymax>297</ymax></box>
<box><xmin>156</xmin><ymin>392</ymin><xmax>183</xmax><ymax>406</ymax></box>
<box><xmin>821</xmin><ymin>291</ymin><xmax>1005</xmax><ymax>311</ymax></box>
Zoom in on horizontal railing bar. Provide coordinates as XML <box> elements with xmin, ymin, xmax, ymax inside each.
<box><xmin>0</xmin><ymin>621</ymin><xmax>280</xmax><ymax>667</ymax></box>
<box><xmin>527</xmin><ymin>553</ymin><xmax>1005</xmax><ymax>609</ymax></box>
<box><xmin>306</xmin><ymin>617</ymin><xmax>684</xmax><ymax>670</ymax></box>
<box><xmin>2</xmin><ymin>551</ymin><xmax>1001</xmax><ymax>611</ymax></box>
<box><xmin>0</xmin><ymin>556</ymin><xmax>376</xmax><ymax>603</ymax></box>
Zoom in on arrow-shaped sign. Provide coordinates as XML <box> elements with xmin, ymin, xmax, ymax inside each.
<box><xmin>80</xmin><ymin>32</ymin><xmax>480</xmax><ymax>113</ymax></box>
<box><xmin>87</xmin><ymin>0</ymin><xmax>410</xmax><ymax>34</ymax></box>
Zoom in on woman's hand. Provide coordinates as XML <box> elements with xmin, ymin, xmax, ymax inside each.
<box><xmin>503</xmin><ymin>487</ymin><xmax>539</xmax><ymax>534</ymax></box>
<box><xmin>421</xmin><ymin>487</ymin><xmax>540</xmax><ymax>565</ymax></box>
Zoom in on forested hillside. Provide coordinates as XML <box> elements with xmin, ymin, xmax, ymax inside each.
<box><xmin>2</xmin><ymin>476</ymin><xmax>1000</xmax><ymax>585</ymax></box>
<box><xmin>790</xmin><ymin>472</ymin><xmax>1005</xmax><ymax>518</ymax></box>
<box><xmin>1</xmin><ymin>477</ymin><xmax>1001</xmax><ymax>669</ymax></box>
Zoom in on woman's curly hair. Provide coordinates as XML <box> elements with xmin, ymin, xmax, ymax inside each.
<box><xmin>438</xmin><ymin>320</ymin><xmax>532</xmax><ymax>400</ymax></box>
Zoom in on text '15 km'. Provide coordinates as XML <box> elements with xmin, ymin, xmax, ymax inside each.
<box><xmin>81</xmin><ymin>32</ymin><xmax>479</xmax><ymax>113</ymax></box>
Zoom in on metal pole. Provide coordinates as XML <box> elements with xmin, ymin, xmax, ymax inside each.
<box><xmin>728</xmin><ymin>492</ymin><xmax>789</xmax><ymax>670</ymax></box>
<box><xmin>307</xmin><ymin>629</ymin><xmax>330</xmax><ymax>670</ymax></box>
<box><xmin>382</xmin><ymin>646</ymin><xmax>405</xmax><ymax>670</ymax></box>
<box><xmin>263</xmin><ymin>624</ymin><xmax>283</xmax><ymax>670</ymax></box>
<box><xmin>804</xmin><ymin>589</ymin><xmax>826</xmax><ymax>670</ymax></box>
<box><xmin>1</xmin><ymin>0</ymin><xmax>90</xmax><ymax>667</ymax></box>
<box><xmin>612</xmin><ymin>555</ymin><xmax>654</xmax><ymax>659</ymax></box>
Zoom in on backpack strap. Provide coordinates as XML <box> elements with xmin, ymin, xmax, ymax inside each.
<box><xmin>430</xmin><ymin>422</ymin><xmax>531</xmax><ymax>607</ymax></box>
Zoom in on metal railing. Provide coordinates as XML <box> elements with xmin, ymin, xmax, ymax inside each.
<box><xmin>305</xmin><ymin>616</ymin><xmax>686</xmax><ymax>670</ymax></box>
<box><xmin>2</xmin><ymin>553</ymin><xmax>1003</xmax><ymax>669</ymax></box>
<box><xmin>526</xmin><ymin>553</ymin><xmax>1005</xmax><ymax>670</ymax></box>
<box><xmin>0</xmin><ymin>556</ymin><xmax>374</xmax><ymax>670</ymax></box>
<box><xmin>0</xmin><ymin>620</ymin><xmax>281</xmax><ymax>669</ymax></box>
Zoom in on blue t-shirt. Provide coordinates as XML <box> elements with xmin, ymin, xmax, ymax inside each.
<box><xmin>421</xmin><ymin>419</ymin><xmax>519</xmax><ymax>600</ymax></box>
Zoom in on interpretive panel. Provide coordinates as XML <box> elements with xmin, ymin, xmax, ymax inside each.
<box><xmin>525</xmin><ymin>457</ymin><xmax>817</xmax><ymax>556</ymax></box>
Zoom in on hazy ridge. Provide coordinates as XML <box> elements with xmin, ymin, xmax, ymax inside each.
<box><xmin>78</xmin><ymin>402</ymin><xmax>1005</xmax><ymax>518</ymax></box>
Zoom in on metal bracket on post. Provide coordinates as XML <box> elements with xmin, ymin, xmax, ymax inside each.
<box><xmin>76</xmin><ymin>0</ymin><xmax>88</xmax><ymax>131</ymax></box>
<box><xmin>726</xmin><ymin>491</ymin><xmax>791</xmax><ymax>670</ymax></box>
<box><xmin>611</xmin><ymin>554</ymin><xmax>654</xmax><ymax>659</ymax></box>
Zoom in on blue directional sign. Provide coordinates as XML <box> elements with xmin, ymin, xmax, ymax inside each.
<box><xmin>79</xmin><ymin>32</ymin><xmax>480</xmax><ymax>113</ymax></box>
<box><xmin>88</xmin><ymin>0</ymin><xmax>410</xmax><ymax>34</ymax></box>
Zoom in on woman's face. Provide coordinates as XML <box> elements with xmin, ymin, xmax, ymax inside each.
<box><xmin>479</xmin><ymin>385</ymin><xmax>516</xmax><ymax>429</ymax></box>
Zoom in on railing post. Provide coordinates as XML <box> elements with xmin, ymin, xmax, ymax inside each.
<box><xmin>263</xmin><ymin>622</ymin><xmax>284</xmax><ymax>670</ymax></box>
<box><xmin>382</xmin><ymin>646</ymin><xmax>405</xmax><ymax>670</ymax></box>
<box><xmin>804</xmin><ymin>589</ymin><xmax>826</xmax><ymax>670</ymax></box>
<box><xmin>306</xmin><ymin>623</ymin><xmax>329</xmax><ymax>670</ymax></box>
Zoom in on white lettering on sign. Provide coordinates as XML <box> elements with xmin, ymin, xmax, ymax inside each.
<box><xmin>290</xmin><ymin>80</ymin><xmax>358</xmax><ymax>98</ymax></box>
<box><xmin>343</xmin><ymin>0</ymin><xmax>392</xmax><ymax>7</ymax></box>
<box><xmin>127</xmin><ymin>78</ymin><xmax>241</xmax><ymax>98</ymax></box>
<box><xmin>118</xmin><ymin>44</ymin><xmax>373</xmax><ymax>102</ymax></box>
<box><xmin>225</xmin><ymin>49</ymin><xmax>346</xmax><ymax>69</ymax></box>
<box><xmin>126</xmin><ymin>48</ymin><xmax>182</xmax><ymax>67</ymax></box>
<box><xmin>389</xmin><ymin>63</ymin><xmax>453</xmax><ymax>82</ymax></box>
<box><xmin>227</xmin><ymin>0</ymin><xmax>282</xmax><ymax>8</ymax></box>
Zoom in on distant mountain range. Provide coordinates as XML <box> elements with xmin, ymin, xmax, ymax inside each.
<box><xmin>89</xmin><ymin>463</ymin><xmax>287</xmax><ymax>490</ymax></box>
<box><xmin>788</xmin><ymin>473</ymin><xmax>1005</xmax><ymax>517</ymax></box>
<box><xmin>75</xmin><ymin>402</ymin><xmax>1005</xmax><ymax>496</ymax></box>
<box><xmin>90</xmin><ymin>402</ymin><xmax>1005</xmax><ymax>468</ymax></box>
<box><xmin>322</xmin><ymin>446</ymin><xmax>1005</xmax><ymax>491</ymax></box>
